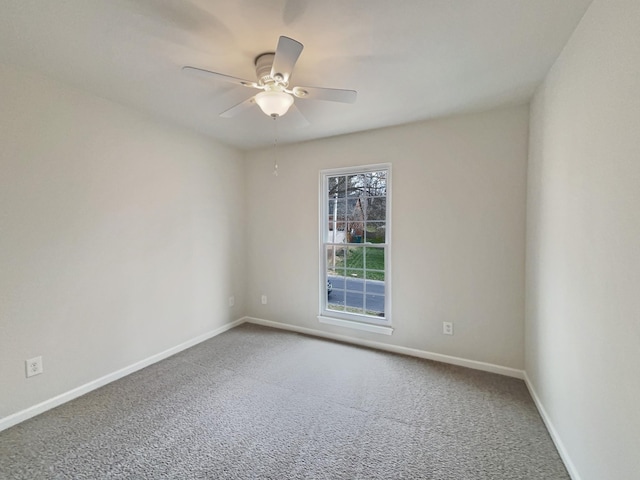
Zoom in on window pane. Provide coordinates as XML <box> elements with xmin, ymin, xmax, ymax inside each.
<box><xmin>345</xmin><ymin>199</ymin><xmax>363</xmax><ymax>243</ymax></box>
<box><xmin>365</xmin><ymin>294</ymin><xmax>385</xmax><ymax>316</ymax></box>
<box><xmin>347</xmin><ymin>174</ymin><xmax>365</xmax><ymax>197</ymax></box>
<box><xmin>364</xmin><ymin>222</ymin><xmax>386</xmax><ymax>243</ymax></box>
<box><xmin>365</xmin><ymin>197</ymin><xmax>386</xmax><ymax>221</ymax></box>
<box><xmin>336</xmin><ymin>199</ymin><xmax>347</xmax><ymax>222</ymax></box>
<box><xmin>325</xmin><ymin>245</ymin><xmax>334</xmax><ymax>272</ymax></box>
<box><xmin>346</xmin><ymin>197</ymin><xmax>362</xmax><ymax>214</ymax></box>
<box><xmin>329</xmin><ymin>278</ymin><xmax>366</xmax><ymax>314</ymax></box>
<box><xmin>326</xmin><ymin>246</ymin><xmax>347</xmax><ymax>275</ymax></box>
<box><xmin>328</xmin><ymin>198</ymin><xmax>337</xmax><ymax>216</ymax></box>
<box><xmin>328</xmin><ymin>176</ymin><xmax>347</xmax><ymax>198</ymax></box>
<box><xmin>328</xmin><ymin>199</ymin><xmax>347</xmax><ymax>235</ymax></box>
<box><xmin>364</xmin><ymin>247</ymin><xmax>385</xmax><ymax>271</ymax></box>
<box><xmin>328</xmin><ymin>301</ymin><xmax>346</xmax><ymax>312</ymax></box>
<box><xmin>342</xmin><ymin>288</ymin><xmax>365</xmax><ymax>315</ymax></box>
<box><xmin>365</xmin><ymin>171</ymin><xmax>387</xmax><ymax>196</ymax></box>
<box><xmin>327</xmin><ymin>274</ymin><xmax>344</xmax><ymax>312</ymax></box>
<box><xmin>345</xmin><ymin>269</ymin><xmax>364</xmax><ymax>285</ymax></box>
<box><xmin>365</xmin><ymin>270</ymin><xmax>385</xmax><ymax>282</ymax></box>
<box><xmin>345</xmin><ymin>246</ymin><xmax>364</xmax><ymax>268</ymax></box>
<box><xmin>328</xmin><ymin>199</ymin><xmax>347</xmax><ymax>244</ymax></box>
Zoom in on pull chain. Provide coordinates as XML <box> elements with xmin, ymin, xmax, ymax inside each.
<box><xmin>272</xmin><ymin>115</ymin><xmax>279</xmax><ymax>176</ymax></box>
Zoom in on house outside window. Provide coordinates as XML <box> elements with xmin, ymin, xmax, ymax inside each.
<box><xmin>319</xmin><ymin>164</ymin><xmax>392</xmax><ymax>335</ymax></box>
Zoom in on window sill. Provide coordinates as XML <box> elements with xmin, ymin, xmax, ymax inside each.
<box><xmin>317</xmin><ymin>316</ymin><xmax>394</xmax><ymax>335</ymax></box>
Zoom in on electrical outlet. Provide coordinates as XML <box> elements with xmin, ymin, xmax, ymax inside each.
<box><xmin>261</xmin><ymin>295</ymin><xmax>267</xmax><ymax>305</ymax></box>
<box><xmin>25</xmin><ymin>356</ymin><xmax>43</xmax><ymax>377</ymax></box>
<box><xmin>228</xmin><ymin>296</ymin><xmax>235</xmax><ymax>307</ymax></box>
<box><xmin>442</xmin><ymin>322</ymin><xmax>454</xmax><ymax>335</ymax></box>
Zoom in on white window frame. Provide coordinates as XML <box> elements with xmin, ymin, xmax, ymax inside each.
<box><xmin>318</xmin><ymin>164</ymin><xmax>393</xmax><ymax>335</ymax></box>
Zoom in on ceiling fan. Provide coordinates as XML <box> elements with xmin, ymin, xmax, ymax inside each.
<box><xmin>182</xmin><ymin>36</ymin><xmax>357</xmax><ymax>119</ymax></box>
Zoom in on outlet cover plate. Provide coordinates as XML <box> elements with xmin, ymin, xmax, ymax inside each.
<box><xmin>26</xmin><ymin>356</ymin><xmax>43</xmax><ymax>377</ymax></box>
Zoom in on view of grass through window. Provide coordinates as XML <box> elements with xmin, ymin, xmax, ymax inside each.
<box><xmin>330</xmin><ymin>247</ymin><xmax>385</xmax><ymax>281</ymax></box>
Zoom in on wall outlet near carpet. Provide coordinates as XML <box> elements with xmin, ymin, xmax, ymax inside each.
<box><xmin>228</xmin><ymin>296</ymin><xmax>235</xmax><ymax>307</ymax></box>
<box><xmin>442</xmin><ymin>322</ymin><xmax>454</xmax><ymax>335</ymax></box>
<box><xmin>25</xmin><ymin>356</ymin><xmax>43</xmax><ymax>377</ymax></box>
<box><xmin>261</xmin><ymin>295</ymin><xmax>267</xmax><ymax>305</ymax></box>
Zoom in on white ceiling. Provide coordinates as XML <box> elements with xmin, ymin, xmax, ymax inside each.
<box><xmin>0</xmin><ymin>0</ymin><xmax>592</xmax><ymax>150</ymax></box>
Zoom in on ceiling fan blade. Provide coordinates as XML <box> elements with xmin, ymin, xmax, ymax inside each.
<box><xmin>182</xmin><ymin>66</ymin><xmax>259</xmax><ymax>89</ymax></box>
<box><xmin>292</xmin><ymin>86</ymin><xmax>357</xmax><ymax>103</ymax></box>
<box><xmin>285</xmin><ymin>103</ymin><xmax>310</xmax><ymax>128</ymax></box>
<box><xmin>270</xmin><ymin>36</ymin><xmax>303</xmax><ymax>84</ymax></box>
<box><xmin>220</xmin><ymin>96</ymin><xmax>256</xmax><ymax>118</ymax></box>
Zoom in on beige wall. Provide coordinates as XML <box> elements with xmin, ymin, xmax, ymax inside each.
<box><xmin>245</xmin><ymin>105</ymin><xmax>529</xmax><ymax>370</ymax></box>
<box><xmin>0</xmin><ymin>64</ymin><xmax>246</xmax><ymax>419</ymax></box>
<box><xmin>526</xmin><ymin>0</ymin><xmax>640</xmax><ymax>478</ymax></box>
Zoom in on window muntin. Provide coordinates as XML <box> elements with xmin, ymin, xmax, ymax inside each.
<box><xmin>321</xmin><ymin>165</ymin><xmax>390</xmax><ymax>326</ymax></box>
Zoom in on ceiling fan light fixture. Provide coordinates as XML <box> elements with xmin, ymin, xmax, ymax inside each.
<box><xmin>183</xmin><ymin>36</ymin><xmax>357</xmax><ymax>120</ymax></box>
<box><xmin>255</xmin><ymin>89</ymin><xmax>294</xmax><ymax>117</ymax></box>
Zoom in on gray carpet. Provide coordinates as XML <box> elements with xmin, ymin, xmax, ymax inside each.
<box><xmin>0</xmin><ymin>323</ymin><xmax>569</xmax><ymax>479</ymax></box>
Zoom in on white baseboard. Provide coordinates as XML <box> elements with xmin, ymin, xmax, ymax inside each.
<box><xmin>0</xmin><ymin>317</ymin><xmax>245</xmax><ymax>433</ymax></box>
<box><xmin>243</xmin><ymin>316</ymin><xmax>524</xmax><ymax>379</ymax></box>
<box><xmin>523</xmin><ymin>372</ymin><xmax>581</xmax><ymax>480</ymax></box>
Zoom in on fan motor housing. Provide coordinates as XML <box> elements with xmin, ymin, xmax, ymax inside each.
<box><xmin>254</xmin><ymin>52</ymin><xmax>278</xmax><ymax>86</ymax></box>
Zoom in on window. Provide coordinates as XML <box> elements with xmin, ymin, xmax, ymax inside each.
<box><xmin>319</xmin><ymin>164</ymin><xmax>392</xmax><ymax>334</ymax></box>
